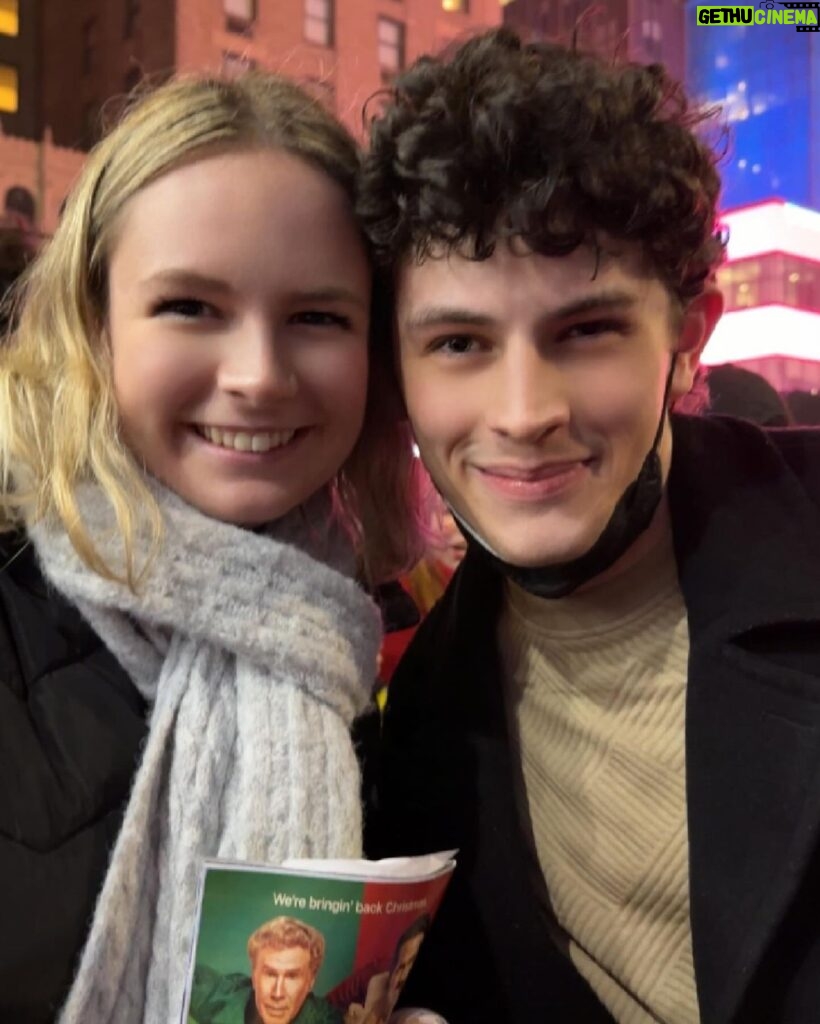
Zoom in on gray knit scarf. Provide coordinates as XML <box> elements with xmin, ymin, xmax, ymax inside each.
<box><xmin>29</xmin><ymin>480</ymin><xmax>382</xmax><ymax>1024</ymax></box>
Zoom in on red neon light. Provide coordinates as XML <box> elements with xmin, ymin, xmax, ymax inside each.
<box><xmin>720</xmin><ymin>202</ymin><xmax>820</xmax><ymax>263</ymax></box>
<box><xmin>703</xmin><ymin>305</ymin><xmax>820</xmax><ymax>365</ymax></box>
<box><xmin>721</xmin><ymin>250</ymin><xmax>820</xmax><ymax>272</ymax></box>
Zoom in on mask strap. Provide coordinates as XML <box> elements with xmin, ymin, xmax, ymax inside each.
<box><xmin>650</xmin><ymin>352</ymin><xmax>678</xmax><ymax>454</ymax></box>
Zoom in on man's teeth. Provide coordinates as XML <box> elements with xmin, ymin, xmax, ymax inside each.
<box><xmin>199</xmin><ymin>426</ymin><xmax>297</xmax><ymax>452</ymax></box>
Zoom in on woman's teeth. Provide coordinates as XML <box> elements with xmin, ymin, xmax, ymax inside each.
<box><xmin>198</xmin><ymin>426</ymin><xmax>297</xmax><ymax>453</ymax></box>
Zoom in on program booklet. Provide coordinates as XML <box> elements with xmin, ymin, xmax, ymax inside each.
<box><xmin>181</xmin><ymin>851</ymin><xmax>456</xmax><ymax>1024</ymax></box>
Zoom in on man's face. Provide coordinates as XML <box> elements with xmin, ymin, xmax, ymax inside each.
<box><xmin>395</xmin><ymin>240</ymin><xmax>706</xmax><ymax>568</ymax></box>
<box><xmin>387</xmin><ymin>933</ymin><xmax>425</xmax><ymax>1006</ymax></box>
<box><xmin>252</xmin><ymin>945</ymin><xmax>316</xmax><ymax>1024</ymax></box>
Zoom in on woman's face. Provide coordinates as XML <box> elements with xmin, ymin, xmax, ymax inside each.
<box><xmin>106</xmin><ymin>148</ymin><xmax>371</xmax><ymax>526</ymax></box>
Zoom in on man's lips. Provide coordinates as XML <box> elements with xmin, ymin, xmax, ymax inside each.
<box><xmin>472</xmin><ymin>458</ymin><xmax>592</xmax><ymax>501</ymax></box>
<box><xmin>476</xmin><ymin>458</ymin><xmax>593</xmax><ymax>480</ymax></box>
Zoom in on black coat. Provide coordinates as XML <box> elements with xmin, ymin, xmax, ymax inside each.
<box><xmin>361</xmin><ymin>415</ymin><xmax>820</xmax><ymax>1024</ymax></box>
<box><xmin>0</xmin><ymin>533</ymin><xmax>146</xmax><ymax>1023</ymax></box>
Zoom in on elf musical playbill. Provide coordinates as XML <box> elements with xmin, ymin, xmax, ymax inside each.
<box><xmin>182</xmin><ymin>851</ymin><xmax>456</xmax><ymax>1024</ymax></box>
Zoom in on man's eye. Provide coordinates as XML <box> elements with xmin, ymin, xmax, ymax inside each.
<box><xmin>291</xmin><ymin>311</ymin><xmax>352</xmax><ymax>329</ymax></box>
<box><xmin>152</xmin><ymin>297</ymin><xmax>215</xmax><ymax>319</ymax></box>
<box><xmin>560</xmin><ymin>319</ymin><xmax>624</xmax><ymax>342</ymax></box>
<box><xmin>430</xmin><ymin>335</ymin><xmax>480</xmax><ymax>356</ymax></box>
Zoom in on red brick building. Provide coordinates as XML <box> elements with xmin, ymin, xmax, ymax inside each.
<box><xmin>0</xmin><ymin>0</ymin><xmax>85</xmax><ymax>238</ymax></box>
<box><xmin>1</xmin><ymin>0</ymin><xmax>502</xmax><ymax>234</ymax></box>
<box><xmin>0</xmin><ymin>0</ymin><xmax>38</xmax><ymax>139</ymax></box>
<box><xmin>41</xmin><ymin>0</ymin><xmax>502</xmax><ymax>149</ymax></box>
<box><xmin>502</xmin><ymin>0</ymin><xmax>686</xmax><ymax>82</ymax></box>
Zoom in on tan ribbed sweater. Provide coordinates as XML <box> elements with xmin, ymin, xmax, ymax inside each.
<box><xmin>498</xmin><ymin>530</ymin><xmax>699</xmax><ymax>1023</ymax></box>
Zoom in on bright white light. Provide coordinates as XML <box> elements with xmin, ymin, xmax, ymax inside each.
<box><xmin>703</xmin><ymin>306</ymin><xmax>820</xmax><ymax>365</ymax></box>
<box><xmin>721</xmin><ymin>201</ymin><xmax>820</xmax><ymax>263</ymax></box>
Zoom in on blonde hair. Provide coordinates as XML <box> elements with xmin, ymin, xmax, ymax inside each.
<box><xmin>0</xmin><ymin>73</ymin><xmax>419</xmax><ymax>587</ymax></box>
<box><xmin>247</xmin><ymin>916</ymin><xmax>325</xmax><ymax>977</ymax></box>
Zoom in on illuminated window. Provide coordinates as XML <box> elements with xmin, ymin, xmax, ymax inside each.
<box><xmin>378</xmin><ymin>17</ymin><xmax>405</xmax><ymax>74</ymax></box>
<box><xmin>0</xmin><ymin>0</ymin><xmax>18</xmax><ymax>37</ymax></box>
<box><xmin>642</xmin><ymin>19</ymin><xmax>662</xmax><ymax>41</ymax></box>
<box><xmin>224</xmin><ymin>0</ymin><xmax>255</xmax><ymax>33</ymax></box>
<box><xmin>442</xmin><ymin>0</ymin><xmax>469</xmax><ymax>11</ymax></box>
<box><xmin>718</xmin><ymin>253</ymin><xmax>820</xmax><ymax>315</ymax></box>
<box><xmin>0</xmin><ymin>63</ymin><xmax>18</xmax><ymax>113</ymax></box>
<box><xmin>305</xmin><ymin>0</ymin><xmax>333</xmax><ymax>46</ymax></box>
<box><xmin>222</xmin><ymin>51</ymin><xmax>256</xmax><ymax>78</ymax></box>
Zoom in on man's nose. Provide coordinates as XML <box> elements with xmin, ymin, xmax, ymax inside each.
<box><xmin>487</xmin><ymin>338</ymin><xmax>569</xmax><ymax>442</ymax></box>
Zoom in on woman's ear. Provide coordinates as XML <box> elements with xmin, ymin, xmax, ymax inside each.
<box><xmin>671</xmin><ymin>285</ymin><xmax>724</xmax><ymax>400</ymax></box>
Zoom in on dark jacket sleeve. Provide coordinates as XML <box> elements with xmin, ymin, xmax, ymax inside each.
<box><xmin>0</xmin><ymin>534</ymin><xmax>147</xmax><ymax>1024</ymax></box>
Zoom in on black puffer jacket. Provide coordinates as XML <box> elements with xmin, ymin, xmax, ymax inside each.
<box><xmin>0</xmin><ymin>532</ymin><xmax>146</xmax><ymax>1023</ymax></box>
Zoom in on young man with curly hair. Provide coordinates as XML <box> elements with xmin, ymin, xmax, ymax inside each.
<box><xmin>357</xmin><ymin>28</ymin><xmax>820</xmax><ymax>1024</ymax></box>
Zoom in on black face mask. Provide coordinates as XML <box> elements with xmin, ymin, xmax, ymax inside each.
<box><xmin>451</xmin><ymin>356</ymin><xmax>677</xmax><ymax>600</ymax></box>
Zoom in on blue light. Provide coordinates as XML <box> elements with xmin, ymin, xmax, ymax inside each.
<box><xmin>686</xmin><ymin>2</ymin><xmax>819</xmax><ymax>210</ymax></box>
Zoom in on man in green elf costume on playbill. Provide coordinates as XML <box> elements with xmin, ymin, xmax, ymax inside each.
<box><xmin>190</xmin><ymin>917</ymin><xmax>341</xmax><ymax>1024</ymax></box>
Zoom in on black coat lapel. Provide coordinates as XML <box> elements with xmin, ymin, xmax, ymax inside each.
<box><xmin>669</xmin><ymin>417</ymin><xmax>820</xmax><ymax>1023</ymax></box>
<box><xmin>377</xmin><ymin>552</ymin><xmax>612</xmax><ymax>1021</ymax></box>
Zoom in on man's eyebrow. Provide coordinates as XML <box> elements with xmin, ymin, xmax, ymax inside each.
<box><xmin>401</xmin><ymin>308</ymin><xmax>496</xmax><ymax>332</ymax></box>
<box><xmin>402</xmin><ymin>290</ymin><xmax>639</xmax><ymax>333</ymax></box>
<box><xmin>550</xmin><ymin>289</ymin><xmax>639</xmax><ymax>319</ymax></box>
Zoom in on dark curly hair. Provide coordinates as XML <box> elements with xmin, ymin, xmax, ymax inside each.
<box><xmin>359</xmin><ymin>28</ymin><xmax>726</xmax><ymax>304</ymax></box>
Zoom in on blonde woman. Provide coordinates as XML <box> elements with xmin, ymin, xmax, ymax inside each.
<box><xmin>0</xmin><ymin>74</ymin><xmax>414</xmax><ymax>1024</ymax></box>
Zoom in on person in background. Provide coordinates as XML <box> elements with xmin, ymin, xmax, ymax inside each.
<box><xmin>706</xmin><ymin>362</ymin><xmax>792</xmax><ymax>427</ymax></box>
<box><xmin>0</xmin><ymin>216</ymin><xmax>34</xmax><ymax>336</ymax></box>
<box><xmin>377</xmin><ymin>491</ymin><xmax>464</xmax><ymax>687</ymax></box>
<box><xmin>401</xmin><ymin>496</ymin><xmax>465</xmax><ymax>618</ymax></box>
<box><xmin>345</xmin><ymin>916</ymin><xmax>430</xmax><ymax>1024</ymax></box>
<box><xmin>785</xmin><ymin>389</ymin><xmax>820</xmax><ymax>425</ymax></box>
<box><xmin>3</xmin><ymin>185</ymin><xmax>39</xmax><ymax>252</ymax></box>
<box><xmin>357</xmin><ymin>27</ymin><xmax>820</xmax><ymax>1023</ymax></box>
<box><xmin>0</xmin><ymin>72</ymin><xmax>416</xmax><ymax>1024</ymax></box>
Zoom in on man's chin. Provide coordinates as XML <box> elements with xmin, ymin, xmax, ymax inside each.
<box><xmin>455</xmin><ymin>507</ymin><xmax>598</xmax><ymax>570</ymax></box>
<box><xmin>482</xmin><ymin>536</ymin><xmax>593</xmax><ymax>570</ymax></box>
<box><xmin>261</xmin><ymin>1006</ymin><xmax>289</xmax><ymax>1023</ymax></box>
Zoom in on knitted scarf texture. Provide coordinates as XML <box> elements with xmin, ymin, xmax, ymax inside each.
<box><xmin>29</xmin><ymin>481</ymin><xmax>382</xmax><ymax>1024</ymax></box>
